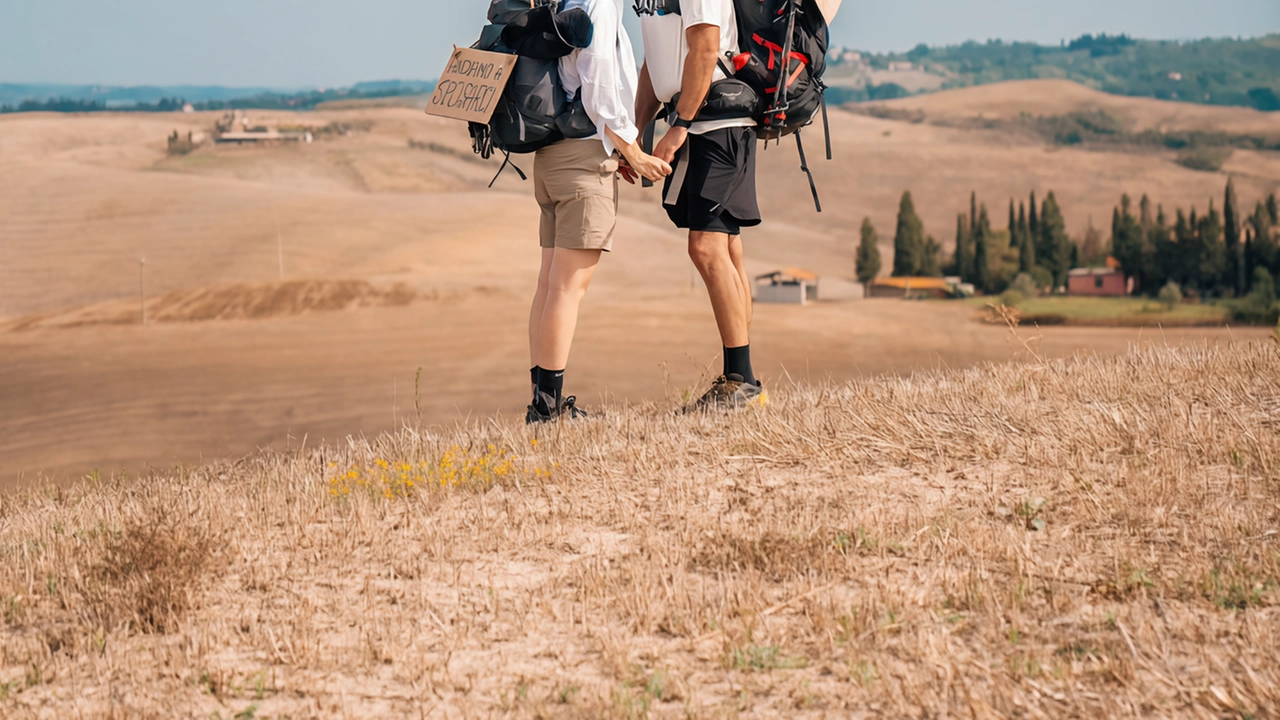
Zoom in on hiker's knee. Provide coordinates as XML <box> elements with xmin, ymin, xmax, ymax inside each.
<box><xmin>688</xmin><ymin>232</ymin><xmax>727</xmax><ymax>271</ymax></box>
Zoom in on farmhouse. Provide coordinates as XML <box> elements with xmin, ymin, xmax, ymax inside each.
<box><xmin>870</xmin><ymin>276</ymin><xmax>955</xmax><ymax>300</ymax></box>
<box><xmin>756</xmin><ymin>268</ymin><xmax>819</xmax><ymax>305</ymax></box>
<box><xmin>1067</xmin><ymin>267</ymin><xmax>1128</xmax><ymax>297</ymax></box>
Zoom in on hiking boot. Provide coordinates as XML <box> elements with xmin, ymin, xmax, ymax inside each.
<box><xmin>525</xmin><ymin>392</ymin><xmax>591</xmax><ymax>425</ymax></box>
<box><xmin>683</xmin><ymin>374</ymin><xmax>767</xmax><ymax>413</ymax></box>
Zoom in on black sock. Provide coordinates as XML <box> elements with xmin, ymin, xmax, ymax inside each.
<box><xmin>530</xmin><ymin>367</ymin><xmax>541</xmax><ymax>400</ymax></box>
<box><xmin>535</xmin><ymin>368</ymin><xmax>565</xmax><ymax>412</ymax></box>
<box><xmin>724</xmin><ymin>345</ymin><xmax>756</xmax><ymax>385</ymax></box>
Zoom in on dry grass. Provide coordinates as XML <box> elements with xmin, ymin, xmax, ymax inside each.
<box><xmin>2</xmin><ymin>339</ymin><xmax>1279</xmax><ymax>717</ymax></box>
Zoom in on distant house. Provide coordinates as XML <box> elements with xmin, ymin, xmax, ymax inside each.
<box><xmin>756</xmin><ymin>268</ymin><xmax>818</xmax><ymax>305</ymax></box>
<box><xmin>1067</xmin><ymin>267</ymin><xmax>1127</xmax><ymax>297</ymax></box>
<box><xmin>870</xmin><ymin>277</ymin><xmax>954</xmax><ymax>300</ymax></box>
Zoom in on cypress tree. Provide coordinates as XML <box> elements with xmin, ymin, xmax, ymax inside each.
<box><xmin>1113</xmin><ymin>196</ymin><xmax>1142</xmax><ymax>293</ymax></box>
<box><xmin>856</xmin><ymin>217</ymin><xmax>882</xmax><ymax>294</ymax></box>
<box><xmin>1268</xmin><ymin>193</ymin><xmax>1278</xmax><ymax>225</ymax></box>
<box><xmin>1039</xmin><ymin>192</ymin><xmax>1071</xmax><ymax>288</ymax></box>
<box><xmin>970</xmin><ymin>192</ymin><xmax>978</xmax><ymax>238</ymax></box>
<box><xmin>974</xmin><ymin>204</ymin><xmax>993</xmax><ymax>293</ymax></box>
<box><xmin>1008</xmin><ymin>200</ymin><xmax>1018</xmax><ymax>248</ymax></box>
<box><xmin>1139</xmin><ymin>194</ymin><xmax>1153</xmax><ymax>230</ymax></box>
<box><xmin>1018</xmin><ymin>202</ymin><xmax>1029</xmax><ymax>269</ymax></box>
<box><xmin>954</xmin><ymin>213</ymin><xmax>973</xmax><ymax>282</ymax></box>
<box><xmin>1253</xmin><ymin>202</ymin><xmax>1280</xmax><ymax>284</ymax></box>
<box><xmin>921</xmin><ymin>236</ymin><xmax>943</xmax><ymax>277</ymax></box>
<box><xmin>1112</xmin><ymin>195</ymin><xmax>1145</xmax><ymax>293</ymax></box>
<box><xmin>1020</xmin><ymin>210</ymin><xmax>1036</xmax><ymax>274</ymax></box>
<box><xmin>1029</xmin><ymin>191</ymin><xmax>1040</xmax><ymax>239</ymax></box>
<box><xmin>1224</xmin><ymin>178</ymin><xmax>1243</xmax><ymax>295</ymax></box>
<box><xmin>1081</xmin><ymin>219</ymin><xmax>1105</xmax><ymax>266</ymax></box>
<box><xmin>1173</xmin><ymin>209</ymin><xmax>1193</xmax><ymax>287</ymax></box>
<box><xmin>892</xmin><ymin>191</ymin><xmax>926</xmax><ymax>277</ymax></box>
<box><xmin>1147</xmin><ymin>206</ymin><xmax>1174</xmax><ymax>291</ymax></box>
<box><xmin>1196</xmin><ymin>200</ymin><xmax>1225</xmax><ymax>294</ymax></box>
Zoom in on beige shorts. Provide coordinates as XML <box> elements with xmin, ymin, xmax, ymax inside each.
<box><xmin>533</xmin><ymin>139</ymin><xmax>619</xmax><ymax>252</ymax></box>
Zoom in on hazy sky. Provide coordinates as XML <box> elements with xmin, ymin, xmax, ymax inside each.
<box><xmin>2</xmin><ymin>0</ymin><xmax>1277</xmax><ymax>87</ymax></box>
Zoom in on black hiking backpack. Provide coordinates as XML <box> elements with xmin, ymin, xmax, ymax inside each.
<box><xmin>469</xmin><ymin>0</ymin><xmax>598</xmax><ymax>184</ymax></box>
<box><xmin>635</xmin><ymin>0</ymin><xmax>832</xmax><ymax>211</ymax></box>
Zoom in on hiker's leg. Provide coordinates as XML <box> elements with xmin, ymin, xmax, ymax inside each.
<box><xmin>688</xmin><ymin>230</ymin><xmax>751</xmax><ymax>348</ymax></box>
<box><xmin>727</xmin><ymin>233</ymin><xmax>752</xmax><ymax>332</ymax></box>
<box><xmin>535</xmin><ymin>247</ymin><xmax>603</xmax><ymax>371</ymax></box>
<box><xmin>528</xmin><ymin>247</ymin><xmax>556</xmax><ymax>369</ymax></box>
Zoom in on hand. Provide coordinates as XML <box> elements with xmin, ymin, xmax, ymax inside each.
<box><xmin>617</xmin><ymin>158</ymin><xmax>639</xmax><ymax>185</ymax></box>
<box><xmin>623</xmin><ymin>151</ymin><xmax>672</xmax><ymax>183</ymax></box>
<box><xmin>653</xmin><ymin>127</ymin><xmax>689</xmax><ymax>165</ymax></box>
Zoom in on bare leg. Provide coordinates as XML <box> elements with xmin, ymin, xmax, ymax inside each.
<box><xmin>727</xmin><ymin>233</ymin><xmax>752</xmax><ymax>333</ymax></box>
<box><xmin>535</xmin><ymin>247</ymin><xmax>603</xmax><ymax>371</ymax></box>
<box><xmin>528</xmin><ymin>247</ymin><xmax>556</xmax><ymax>369</ymax></box>
<box><xmin>688</xmin><ymin>231</ymin><xmax>751</xmax><ymax>348</ymax></box>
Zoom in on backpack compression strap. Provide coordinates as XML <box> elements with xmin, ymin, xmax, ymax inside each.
<box><xmin>488</xmin><ymin>151</ymin><xmax>529</xmax><ymax>188</ymax></box>
<box><xmin>795</xmin><ymin>131</ymin><xmax>821</xmax><ymax>213</ymax></box>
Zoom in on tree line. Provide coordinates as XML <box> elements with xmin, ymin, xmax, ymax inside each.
<box><xmin>857</xmin><ymin>189</ymin><xmax>1082</xmax><ymax>295</ymax></box>
<box><xmin>858</xmin><ymin>34</ymin><xmax>1280</xmax><ymax>111</ymax></box>
<box><xmin>0</xmin><ymin>84</ymin><xmax>436</xmax><ymax>115</ymax></box>
<box><xmin>1112</xmin><ymin>180</ymin><xmax>1279</xmax><ymax>322</ymax></box>
<box><xmin>856</xmin><ymin>181</ymin><xmax>1280</xmax><ymax>304</ymax></box>
<box><xmin>0</xmin><ymin>97</ymin><xmax>192</xmax><ymax>114</ymax></box>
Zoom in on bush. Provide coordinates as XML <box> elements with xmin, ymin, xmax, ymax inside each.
<box><xmin>1250</xmin><ymin>268</ymin><xmax>1277</xmax><ymax>306</ymax></box>
<box><xmin>1157</xmin><ymin>281</ymin><xmax>1183</xmax><ymax>309</ymax></box>
<box><xmin>999</xmin><ymin>289</ymin><xmax>1025</xmax><ymax>307</ymax></box>
<box><xmin>1175</xmin><ymin>146</ymin><xmax>1233</xmax><ymax>172</ymax></box>
<box><xmin>1030</xmin><ymin>266</ymin><xmax>1055</xmax><ymax>291</ymax></box>
<box><xmin>1229</xmin><ymin>269</ymin><xmax>1279</xmax><ymax>325</ymax></box>
<box><xmin>1010</xmin><ymin>273</ymin><xmax>1039</xmax><ymax>299</ymax></box>
<box><xmin>166</xmin><ymin>130</ymin><xmax>196</xmax><ymax>156</ymax></box>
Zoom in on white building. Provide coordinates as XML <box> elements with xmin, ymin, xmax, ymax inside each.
<box><xmin>755</xmin><ymin>268</ymin><xmax>819</xmax><ymax>305</ymax></box>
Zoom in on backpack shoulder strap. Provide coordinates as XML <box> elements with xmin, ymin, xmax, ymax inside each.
<box><xmin>633</xmin><ymin>0</ymin><xmax>681</xmax><ymax>16</ymax></box>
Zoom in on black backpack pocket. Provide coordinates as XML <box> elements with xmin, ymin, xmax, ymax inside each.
<box><xmin>670</xmin><ymin>79</ymin><xmax>762</xmax><ymax>124</ymax></box>
<box><xmin>491</xmin><ymin>56</ymin><xmax>565</xmax><ymax>154</ymax></box>
<box><xmin>701</xmin><ymin>79</ymin><xmax>763</xmax><ymax>122</ymax></box>
<box><xmin>555</xmin><ymin>95</ymin><xmax>598</xmax><ymax>140</ymax></box>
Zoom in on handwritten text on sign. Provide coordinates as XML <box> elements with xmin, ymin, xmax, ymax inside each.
<box><xmin>425</xmin><ymin>48</ymin><xmax>518</xmax><ymax>124</ymax></box>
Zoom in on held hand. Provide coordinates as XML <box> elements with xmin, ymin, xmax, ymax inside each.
<box><xmin>653</xmin><ymin>127</ymin><xmax>689</xmax><ymax>165</ymax></box>
<box><xmin>626</xmin><ymin>151</ymin><xmax>672</xmax><ymax>183</ymax></box>
<box><xmin>617</xmin><ymin>159</ymin><xmax>640</xmax><ymax>185</ymax></box>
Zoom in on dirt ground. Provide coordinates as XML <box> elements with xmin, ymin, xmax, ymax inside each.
<box><xmin>1</xmin><ymin>80</ymin><xmax>1276</xmax><ymax>486</ymax></box>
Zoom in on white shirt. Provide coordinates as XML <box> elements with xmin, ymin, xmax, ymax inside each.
<box><xmin>638</xmin><ymin>0</ymin><xmax>755</xmax><ymax>134</ymax></box>
<box><xmin>558</xmin><ymin>0</ymin><xmax>641</xmax><ymax>157</ymax></box>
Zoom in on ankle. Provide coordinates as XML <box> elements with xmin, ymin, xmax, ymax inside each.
<box><xmin>723</xmin><ymin>345</ymin><xmax>756</xmax><ymax>385</ymax></box>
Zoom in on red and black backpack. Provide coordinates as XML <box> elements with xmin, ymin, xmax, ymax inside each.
<box><xmin>636</xmin><ymin>0</ymin><xmax>832</xmax><ymax>210</ymax></box>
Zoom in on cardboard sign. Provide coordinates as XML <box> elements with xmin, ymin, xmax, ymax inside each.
<box><xmin>815</xmin><ymin>0</ymin><xmax>842</xmax><ymax>24</ymax></box>
<box><xmin>425</xmin><ymin>47</ymin><xmax>518</xmax><ymax>124</ymax></box>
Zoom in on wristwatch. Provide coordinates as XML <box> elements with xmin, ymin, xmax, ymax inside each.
<box><xmin>671</xmin><ymin>113</ymin><xmax>694</xmax><ymax>130</ymax></box>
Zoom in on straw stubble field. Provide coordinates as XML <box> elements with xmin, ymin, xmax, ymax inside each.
<box><xmin>1</xmin><ymin>339</ymin><xmax>1277</xmax><ymax>717</ymax></box>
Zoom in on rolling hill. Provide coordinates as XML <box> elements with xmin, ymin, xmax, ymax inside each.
<box><xmin>834</xmin><ymin>33</ymin><xmax>1280</xmax><ymax>110</ymax></box>
<box><xmin>0</xmin><ymin>80</ymin><xmax>1276</xmax><ymax>483</ymax></box>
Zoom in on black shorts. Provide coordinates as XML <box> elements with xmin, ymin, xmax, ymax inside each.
<box><xmin>662</xmin><ymin>126</ymin><xmax>762</xmax><ymax>235</ymax></box>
